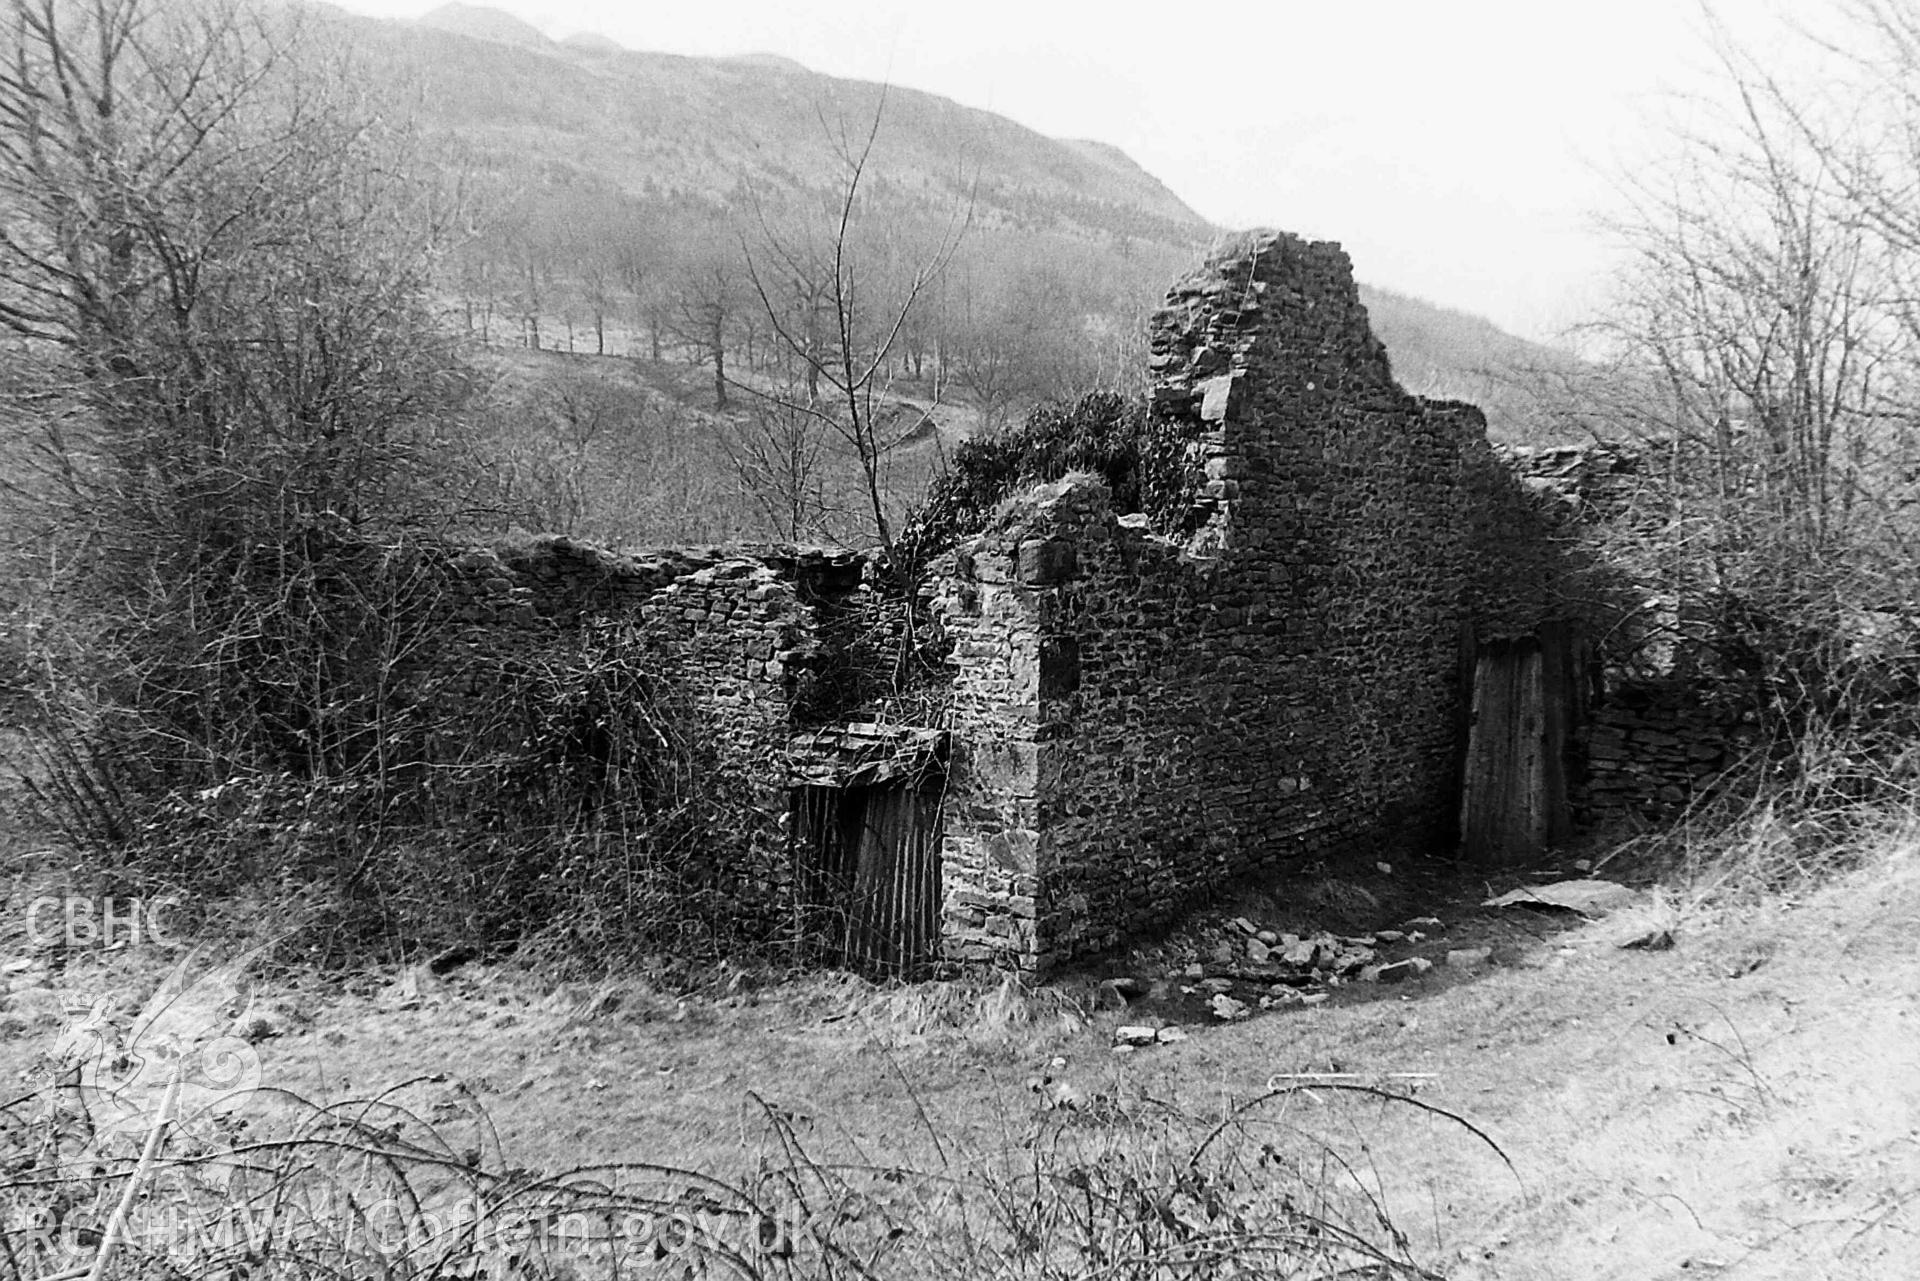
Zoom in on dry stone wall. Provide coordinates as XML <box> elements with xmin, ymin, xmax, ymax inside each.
<box><xmin>1583</xmin><ymin>683</ymin><xmax>1742</xmax><ymax>824</ymax></box>
<box><xmin>933</xmin><ymin>231</ymin><xmax>1571</xmax><ymax>971</ymax></box>
<box><xmin>632</xmin><ymin>558</ymin><xmax>820</xmax><ymax>799</ymax></box>
<box><xmin>1497</xmin><ymin>443</ymin><xmax>1751</xmax><ymax>827</ymax></box>
<box><xmin>405</xmin><ymin>537</ymin><xmax>835</xmax><ymax>859</ymax></box>
<box><xmin>371</xmin><ymin>238</ymin><xmax>1742</xmax><ymax>975</ymax></box>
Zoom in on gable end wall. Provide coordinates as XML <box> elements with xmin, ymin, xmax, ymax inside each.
<box><xmin>936</xmin><ymin>231</ymin><xmax>1559</xmax><ymax>970</ymax></box>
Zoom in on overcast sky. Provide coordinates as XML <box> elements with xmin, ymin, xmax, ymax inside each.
<box><xmin>331</xmin><ymin>0</ymin><xmax>1822</xmax><ymax>343</ymax></box>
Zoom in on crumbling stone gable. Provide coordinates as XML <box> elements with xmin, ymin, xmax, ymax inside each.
<box><xmin>383</xmin><ymin>233</ymin><xmax>1726</xmax><ymax>975</ymax></box>
<box><xmin>934</xmin><ymin>231</ymin><xmax>1570</xmax><ymax>970</ymax></box>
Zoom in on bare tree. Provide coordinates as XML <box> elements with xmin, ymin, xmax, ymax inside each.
<box><xmin>948</xmin><ymin>266</ymin><xmax>1048</xmax><ymax>435</ymax></box>
<box><xmin>531</xmin><ymin>371</ymin><xmax>623</xmax><ymax>534</ymax></box>
<box><xmin>506</xmin><ymin>220</ymin><xmax>555</xmax><ymax>351</ymax></box>
<box><xmin>739</xmin><ymin>91</ymin><xmax>970</xmax><ymax>558</ymax></box>
<box><xmin>611</xmin><ymin>225</ymin><xmax>668</xmax><ymax>362</ymax></box>
<box><xmin>719</xmin><ymin>383</ymin><xmax>835</xmax><ymax>542</ymax></box>
<box><xmin>1539</xmin><ymin>4</ymin><xmax>1920</xmax><ymax>734</ymax></box>
<box><xmin>0</xmin><ymin>0</ymin><xmax>464</xmax><ymax>520</ymax></box>
<box><xmin>664</xmin><ymin>250</ymin><xmax>742</xmax><ymax>410</ymax></box>
<box><xmin>0</xmin><ymin>0</ymin><xmax>475</xmax><ymax>806</ymax></box>
<box><xmin>1793</xmin><ymin>1</ymin><xmax>1920</xmax><ymax>421</ymax></box>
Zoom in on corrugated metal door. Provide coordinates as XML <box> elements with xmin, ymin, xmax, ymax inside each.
<box><xmin>792</xmin><ymin>783</ymin><xmax>941</xmax><ymax>975</ymax></box>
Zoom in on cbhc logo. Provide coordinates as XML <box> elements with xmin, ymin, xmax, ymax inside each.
<box><xmin>26</xmin><ymin>896</ymin><xmax>180</xmax><ymax>947</ymax></box>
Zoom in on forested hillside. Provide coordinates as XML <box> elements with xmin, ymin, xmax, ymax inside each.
<box><xmin>313</xmin><ymin>0</ymin><xmax>1576</xmax><ymax>501</ymax></box>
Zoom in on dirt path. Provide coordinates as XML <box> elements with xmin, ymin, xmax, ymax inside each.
<box><xmin>4</xmin><ymin>851</ymin><xmax>1917</xmax><ymax>1279</ymax></box>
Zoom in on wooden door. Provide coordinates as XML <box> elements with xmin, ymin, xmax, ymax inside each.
<box><xmin>1460</xmin><ymin>623</ymin><xmax>1581</xmax><ymax>864</ymax></box>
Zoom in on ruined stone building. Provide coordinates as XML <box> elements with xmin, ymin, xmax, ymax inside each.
<box><xmin>431</xmin><ymin>230</ymin><xmax>1728</xmax><ymax>976</ymax></box>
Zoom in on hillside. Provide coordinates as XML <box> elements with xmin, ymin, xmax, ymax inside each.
<box><xmin>417</xmin><ymin>1</ymin><xmax>547</xmax><ymax>50</ymax></box>
<box><xmin>1363</xmin><ymin>285</ymin><xmax>1584</xmax><ymax>443</ymax></box>
<box><xmin>331</xmin><ymin>3</ymin><xmax>1207</xmax><ymax>247</ymax></box>
<box><xmin>302</xmin><ymin>1</ymin><xmax>1584</xmax><ymax>554</ymax></box>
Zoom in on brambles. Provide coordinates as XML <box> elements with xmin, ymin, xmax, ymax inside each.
<box><xmin>0</xmin><ymin>3</ymin><xmax>791</xmax><ymax>971</ymax></box>
<box><xmin>0</xmin><ymin>1056</ymin><xmax>1480</xmax><ymax>1281</ymax></box>
<box><xmin>0</xmin><ymin>1</ymin><xmax>477</xmax><ymax>856</ymax></box>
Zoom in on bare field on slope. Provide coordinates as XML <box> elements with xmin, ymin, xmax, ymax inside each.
<box><xmin>2</xmin><ymin>832</ymin><xmax>1916</xmax><ymax>1279</ymax></box>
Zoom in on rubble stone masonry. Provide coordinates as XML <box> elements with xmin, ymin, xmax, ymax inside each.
<box><xmin>423</xmin><ymin>537</ymin><xmax>833</xmax><ymax>856</ymax></box>
<box><xmin>932</xmin><ymin>231</ymin><xmax>1554</xmax><ymax>970</ymax></box>
<box><xmin>407</xmin><ymin>234</ymin><xmax>1730</xmax><ymax>975</ymax></box>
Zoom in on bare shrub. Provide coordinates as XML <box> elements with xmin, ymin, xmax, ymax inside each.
<box><xmin>0</xmin><ymin>2</ymin><xmax>796</xmax><ymax>973</ymax></box>
<box><xmin>1610</xmin><ymin>743</ymin><xmax>1920</xmax><ymax>901</ymax></box>
<box><xmin>0</xmin><ymin>1057</ymin><xmax>1490</xmax><ymax>1280</ymax></box>
<box><xmin>8</xmin><ymin>575</ymin><xmax>790</xmax><ymax>970</ymax></box>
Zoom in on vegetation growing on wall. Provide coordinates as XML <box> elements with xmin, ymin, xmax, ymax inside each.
<box><xmin>894</xmin><ymin>390</ymin><xmax>1197</xmax><ymax>578</ymax></box>
<box><xmin>0</xmin><ymin>1</ymin><xmax>786</xmax><ymax>969</ymax></box>
<box><xmin>1505</xmin><ymin>4</ymin><xmax>1920</xmax><ymax>821</ymax></box>
<box><xmin>5</xmin><ymin>0</ymin><xmax>1918</xmax><ymax>980</ymax></box>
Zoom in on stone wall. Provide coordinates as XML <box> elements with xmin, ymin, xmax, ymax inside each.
<box><xmin>933</xmin><ymin>231</ymin><xmax>1572</xmax><ymax>970</ymax></box>
<box><xmin>631</xmin><ymin>558</ymin><xmax>821</xmax><ymax>809</ymax></box>
<box><xmin>406</xmin><ymin>537</ymin><xmax>838</xmax><ymax>855</ymax></box>
<box><xmin>1583</xmin><ymin>682</ymin><xmax>1742</xmax><ymax>825</ymax></box>
<box><xmin>378</xmin><ymin>240</ymin><xmax>1749</xmax><ymax>974</ymax></box>
<box><xmin>1497</xmin><ymin>442</ymin><xmax>1752</xmax><ymax>828</ymax></box>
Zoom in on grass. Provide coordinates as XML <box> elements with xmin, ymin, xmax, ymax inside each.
<box><xmin>1</xmin><ymin>967</ymin><xmax>1466</xmax><ymax>1280</ymax></box>
<box><xmin>3</xmin><ymin>796</ymin><xmax>1919</xmax><ymax>1278</ymax></box>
